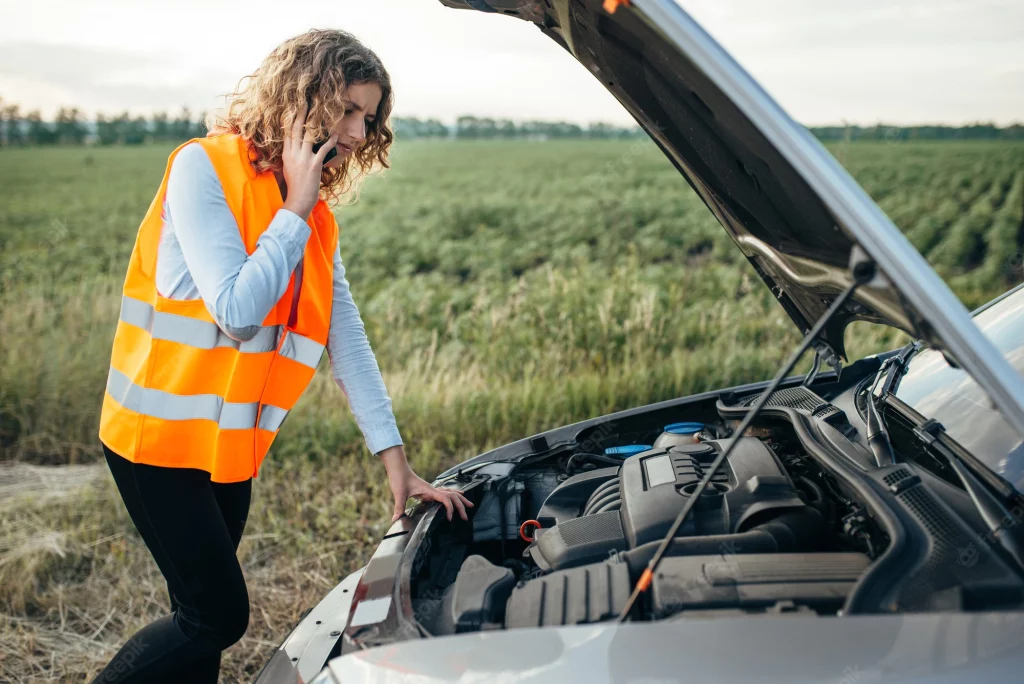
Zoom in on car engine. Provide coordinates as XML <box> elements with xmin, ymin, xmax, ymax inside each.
<box><xmin>530</xmin><ymin>437</ymin><xmax>810</xmax><ymax>571</ymax></box>
<box><xmin>410</xmin><ymin>417</ymin><xmax>885</xmax><ymax>635</ymax></box>
<box><xmin>348</xmin><ymin>377</ymin><xmax>1024</xmax><ymax>656</ymax></box>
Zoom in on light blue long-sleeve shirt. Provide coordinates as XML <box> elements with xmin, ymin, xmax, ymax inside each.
<box><xmin>155</xmin><ymin>141</ymin><xmax>402</xmax><ymax>455</ymax></box>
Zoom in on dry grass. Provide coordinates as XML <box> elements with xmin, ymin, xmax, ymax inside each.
<box><xmin>0</xmin><ymin>452</ymin><xmax>424</xmax><ymax>682</ymax></box>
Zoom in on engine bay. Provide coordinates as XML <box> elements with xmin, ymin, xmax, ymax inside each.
<box><xmin>364</xmin><ymin>381</ymin><xmax>1024</xmax><ymax>645</ymax></box>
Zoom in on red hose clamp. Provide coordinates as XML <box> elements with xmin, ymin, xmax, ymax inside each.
<box><xmin>519</xmin><ymin>519</ymin><xmax>542</xmax><ymax>542</ymax></box>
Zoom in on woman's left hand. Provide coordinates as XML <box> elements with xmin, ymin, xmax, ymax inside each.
<box><xmin>378</xmin><ymin>445</ymin><xmax>474</xmax><ymax>522</ymax></box>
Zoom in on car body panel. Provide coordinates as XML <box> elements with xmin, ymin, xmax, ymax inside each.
<box><xmin>254</xmin><ymin>568</ymin><xmax>364</xmax><ymax>684</ymax></box>
<box><xmin>343</xmin><ymin>513</ymin><xmax>426</xmax><ymax>647</ymax></box>
<box><xmin>321</xmin><ymin>612</ymin><xmax>1024</xmax><ymax>683</ymax></box>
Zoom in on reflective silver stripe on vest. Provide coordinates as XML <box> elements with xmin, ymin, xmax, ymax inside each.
<box><xmin>278</xmin><ymin>329</ymin><xmax>325</xmax><ymax>369</ymax></box>
<box><xmin>106</xmin><ymin>367</ymin><xmax>259</xmax><ymax>429</ymax></box>
<box><xmin>106</xmin><ymin>366</ymin><xmax>290</xmax><ymax>432</ymax></box>
<box><xmin>119</xmin><ymin>295</ymin><xmax>155</xmax><ymax>333</ymax></box>
<box><xmin>257</xmin><ymin>404</ymin><xmax>290</xmax><ymax>432</ymax></box>
<box><xmin>119</xmin><ymin>295</ymin><xmax>280</xmax><ymax>353</ymax></box>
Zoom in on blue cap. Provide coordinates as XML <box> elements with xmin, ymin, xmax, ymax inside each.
<box><xmin>664</xmin><ymin>422</ymin><xmax>704</xmax><ymax>435</ymax></box>
<box><xmin>604</xmin><ymin>444</ymin><xmax>652</xmax><ymax>457</ymax></box>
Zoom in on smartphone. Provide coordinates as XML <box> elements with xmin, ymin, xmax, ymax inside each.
<box><xmin>312</xmin><ymin>137</ymin><xmax>338</xmax><ymax>166</ymax></box>
<box><xmin>306</xmin><ymin>94</ymin><xmax>338</xmax><ymax>166</ymax></box>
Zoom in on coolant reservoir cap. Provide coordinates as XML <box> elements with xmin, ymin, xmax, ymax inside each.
<box><xmin>604</xmin><ymin>444</ymin><xmax>652</xmax><ymax>457</ymax></box>
<box><xmin>664</xmin><ymin>422</ymin><xmax>704</xmax><ymax>435</ymax></box>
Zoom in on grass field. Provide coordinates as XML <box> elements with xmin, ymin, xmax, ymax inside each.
<box><xmin>1</xmin><ymin>138</ymin><xmax>1022</xmax><ymax>681</ymax></box>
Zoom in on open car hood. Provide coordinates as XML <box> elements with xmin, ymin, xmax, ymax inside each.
<box><xmin>438</xmin><ymin>0</ymin><xmax>1024</xmax><ymax>438</ymax></box>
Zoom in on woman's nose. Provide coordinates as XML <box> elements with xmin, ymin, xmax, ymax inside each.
<box><xmin>348</xmin><ymin>119</ymin><xmax>367</xmax><ymax>143</ymax></box>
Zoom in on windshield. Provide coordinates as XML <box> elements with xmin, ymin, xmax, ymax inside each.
<box><xmin>895</xmin><ymin>285</ymin><xmax>1024</xmax><ymax>484</ymax></box>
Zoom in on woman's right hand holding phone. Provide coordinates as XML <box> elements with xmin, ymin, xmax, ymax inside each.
<box><xmin>281</xmin><ymin>103</ymin><xmax>337</xmax><ymax>220</ymax></box>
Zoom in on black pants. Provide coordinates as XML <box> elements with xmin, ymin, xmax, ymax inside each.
<box><xmin>93</xmin><ymin>443</ymin><xmax>252</xmax><ymax>684</ymax></box>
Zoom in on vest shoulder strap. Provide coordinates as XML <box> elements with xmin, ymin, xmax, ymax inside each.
<box><xmin>194</xmin><ymin>134</ymin><xmax>257</xmax><ymax>223</ymax></box>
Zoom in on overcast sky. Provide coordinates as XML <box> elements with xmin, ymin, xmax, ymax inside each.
<box><xmin>0</xmin><ymin>0</ymin><xmax>1021</xmax><ymax>126</ymax></box>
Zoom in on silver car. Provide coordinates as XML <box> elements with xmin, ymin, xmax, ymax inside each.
<box><xmin>257</xmin><ymin>1</ymin><xmax>1024</xmax><ymax>682</ymax></box>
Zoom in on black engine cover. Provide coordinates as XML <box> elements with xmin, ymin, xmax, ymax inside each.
<box><xmin>531</xmin><ymin>438</ymin><xmax>805</xmax><ymax>571</ymax></box>
<box><xmin>621</xmin><ymin>438</ymin><xmax>803</xmax><ymax>546</ymax></box>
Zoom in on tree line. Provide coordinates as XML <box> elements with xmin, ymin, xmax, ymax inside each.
<box><xmin>0</xmin><ymin>100</ymin><xmax>645</xmax><ymax>145</ymax></box>
<box><xmin>0</xmin><ymin>99</ymin><xmax>207</xmax><ymax>146</ymax></box>
<box><xmin>448</xmin><ymin>116</ymin><xmax>644</xmax><ymax>139</ymax></box>
<box><xmin>809</xmin><ymin>123</ymin><xmax>1024</xmax><ymax>142</ymax></box>
<box><xmin>2</xmin><ymin>96</ymin><xmax>1021</xmax><ymax>146</ymax></box>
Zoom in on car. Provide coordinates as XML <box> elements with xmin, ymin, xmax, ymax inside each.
<box><xmin>256</xmin><ymin>1</ymin><xmax>1024</xmax><ymax>682</ymax></box>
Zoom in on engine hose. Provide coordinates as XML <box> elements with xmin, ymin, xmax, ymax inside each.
<box><xmin>568</xmin><ymin>453</ymin><xmax>624</xmax><ymax>474</ymax></box>
<box><xmin>587</xmin><ymin>478</ymin><xmax>619</xmax><ymax>501</ymax></box>
<box><xmin>796</xmin><ymin>476</ymin><xmax>829</xmax><ymax>519</ymax></box>
<box><xmin>585</xmin><ymin>488</ymin><xmax>621</xmax><ymax>516</ymax></box>
<box><xmin>622</xmin><ymin>508</ymin><xmax>825</xmax><ymax>576</ymax></box>
<box><xmin>583</xmin><ymin>481</ymin><xmax>620</xmax><ymax>514</ymax></box>
<box><xmin>592</xmin><ymin>498</ymin><xmax>622</xmax><ymax>514</ymax></box>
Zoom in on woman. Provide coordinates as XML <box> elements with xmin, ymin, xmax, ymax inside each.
<box><xmin>94</xmin><ymin>28</ymin><xmax>472</xmax><ymax>683</ymax></box>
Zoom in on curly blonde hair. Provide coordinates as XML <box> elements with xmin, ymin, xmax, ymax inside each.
<box><xmin>205</xmin><ymin>28</ymin><xmax>394</xmax><ymax>204</ymax></box>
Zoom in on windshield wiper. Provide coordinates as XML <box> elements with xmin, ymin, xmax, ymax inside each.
<box><xmin>912</xmin><ymin>419</ymin><xmax>1024</xmax><ymax>570</ymax></box>
<box><xmin>865</xmin><ymin>369</ymin><xmax>896</xmax><ymax>467</ymax></box>
<box><xmin>880</xmin><ymin>341</ymin><xmax>918</xmax><ymax>394</ymax></box>
<box><xmin>863</xmin><ymin>345</ymin><xmax>915</xmax><ymax>467</ymax></box>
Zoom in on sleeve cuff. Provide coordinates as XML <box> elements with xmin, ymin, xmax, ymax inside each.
<box><xmin>269</xmin><ymin>208</ymin><xmax>313</xmax><ymax>260</ymax></box>
<box><xmin>364</xmin><ymin>423</ymin><xmax>404</xmax><ymax>456</ymax></box>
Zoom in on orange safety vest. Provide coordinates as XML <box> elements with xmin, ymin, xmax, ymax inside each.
<box><xmin>99</xmin><ymin>133</ymin><xmax>338</xmax><ymax>482</ymax></box>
